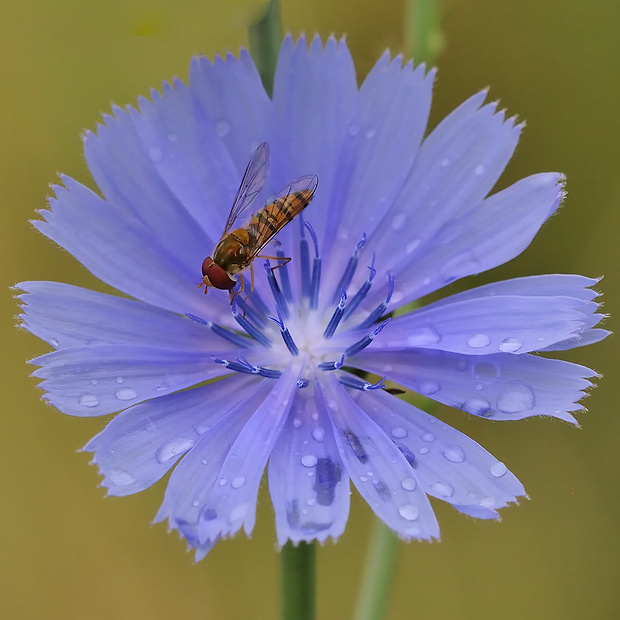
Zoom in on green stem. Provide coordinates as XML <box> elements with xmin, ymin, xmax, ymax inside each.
<box><xmin>353</xmin><ymin>519</ymin><xmax>400</xmax><ymax>620</ymax></box>
<box><xmin>248</xmin><ymin>0</ymin><xmax>282</xmax><ymax>97</ymax></box>
<box><xmin>281</xmin><ymin>541</ymin><xmax>316</xmax><ymax>620</ymax></box>
<box><xmin>404</xmin><ymin>0</ymin><xmax>445</xmax><ymax>64</ymax></box>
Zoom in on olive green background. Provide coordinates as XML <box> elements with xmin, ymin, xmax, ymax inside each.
<box><xmin>2</xmin><ymin>1</ymin><xmax>618</xmax><ymax>618</ymax></box>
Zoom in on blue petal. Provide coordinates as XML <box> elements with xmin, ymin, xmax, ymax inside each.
<box><xmin>189</xmin><ymin>48</ymin><xmax>274</xmax><ymax>177</ymax></box>
<box><xmin>30</xmin><ymin>345</ymin><xmax>247</xmax><ymax>416</ymax></box>
<box><xmin>354</xmin><ymin>349</ymin><xmax>596</xmax><ymax>423</ymax></box>
<box><xmin>380</xmin><ymin>294</ymin><xmax>593</xmax><ymax>354</ymax></box>
<box><xmin>318</xmin><ymin>374</ymin><xmax>440</xmax><ymax>540</ymax></box>
<box><xmin>84</xmin><ymin>376</ymin><xmax>261</xmax><ymax>496</ymax></box>
<box><xmin>16</xmin><ymin>281</ymin><xmax>239</xmax><ymax>350</ymax></box>
<box><xmin>356</xmin><ymin>389</ymin><xmax>526</xmax><ymax>517</ymax></box>
<box><xmin>268</xmin><ymin>387</ymin><xmax>350</xmax><ymax>546</ymax></box>
<box><xmin>34</xmin><ymin>177</ymin><xmax>231</xmax><ymax>317</ymax></box>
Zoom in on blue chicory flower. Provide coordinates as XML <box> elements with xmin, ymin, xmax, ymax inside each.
<box><xmin>18</xmin><ymin>34</ymin><xmax>608</xmax><ymax>560</ymax></box>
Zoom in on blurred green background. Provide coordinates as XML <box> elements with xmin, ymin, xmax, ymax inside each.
<box><xmin>2</xmin><ymin>1</ymin><xmax>619</xmax><ymax>618</ymax></box>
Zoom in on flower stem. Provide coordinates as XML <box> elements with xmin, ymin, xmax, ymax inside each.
<box><xmin>281</xmin><ymin>541</ymin><xmax>316</xmax><ymax>620</ymax></box>
<box><xmin>248</xmin><ymin>0</ymin><xmax>282</xmax><ymax>97</ymax></box>
<box><xmin>404</xmin><ymin>0</ymin><xmax>445</xmax><ymax>64</ymax></box>
<box><xmin>353</xmin><ymin>519</ymin><xmax>400</xmax><ymax>620</ymax></box>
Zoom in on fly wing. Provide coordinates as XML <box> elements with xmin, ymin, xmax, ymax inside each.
<box><xmin>246</xmin><ymin>174</ymin><xmax>319</xmax><ymax>259</ymax></box>
<box><xmin>223</xmin><ymin>142</ymin><xmax>269</xmax><ymax>234</ymax></box>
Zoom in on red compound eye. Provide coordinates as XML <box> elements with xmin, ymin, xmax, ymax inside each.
<box><xmin>201</xmin><ymin>257</ymin><xmax>236</xmax><ymax>290</ymax></box>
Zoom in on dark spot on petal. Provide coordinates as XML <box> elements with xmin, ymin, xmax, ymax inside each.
<box><xmin>343</xmin><ymin>429</ymin><xmax>368</xmax><ymax>463</ymax></box>
<box><xmin>287</xmin><ymin>500</ymin><xmax>300</xmax><ymax>528</ymax></box>
<box><xmin>372</xmin><ymin>479</ymin><xmax>391</xmax><ymax>501</ymax></box>
<box><xmin>315</xmin><ymin>458</ymin><xmax>341</xmax><ymax>506</ymax></box>
<box><xmin>398</xmin><ymin>445</ymin><xmax>418</xmax><ymax>469</ymax></box>
<box><xmin>201</xmin><ymin>508</ymin><xmax>218</xmax><ymax>521</ymax></box>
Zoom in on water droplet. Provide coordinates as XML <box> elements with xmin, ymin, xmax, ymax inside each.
<box><xmin>462</xmin><ymin>398</ymin><xmax>491</xmax><ymax>416</ymax></box>
<box><xmin>90</xmin><ymin>379</ymin><xmax>98</xmax><ymax>385</ymax></box>
<box><xmin>490</xmin><ymin>461</ymin><xmax>508</xmax><ymax>478</ymax></box>
<box><xmin>116</xmin><ymin>376</ymin><xmax>124</xmax><ymax>383</ymax></box>
<box><xmin>365</xmin><ymin>128</ymin><xmax>376</xmax><ymax>139</ymax></box>
<box><xmin>473</xmin><ymin>361</ymin><xmax>499</xmax><ymax>382</ymax></box>
<box><xmin>391</xmin><ymin>426</ymin><xmax>408</xmax><ymax>439</ymax></box>
<box><xmin>148</xmin><ymin>146</ymin><xmax>162</xmax><ymax>161</ymax></box>
<box><xmin>431</xmin><ymin>481</ymin><xmax>454</xmax><ymax>498</ymax></box>
<box><xmin>480</xmin><ymin>496</ymin><xmax>496</xmax><ymax>508</ymax></box>
<box><xmin>401</xmin><ymin>477</ymin><xmax>417</xmax><ymax>491</ymax></box>
<box><xmin>232</xmin><ymin>476</ymin><xmax>246</xmax><ymax>488</ymax></box>
<box><xmin>192</xmin><ymin>499</ymin><xmax>200</xmax><ymax>507</ymax></box>
<box><xmin>391</xmin><ymin>214</ymin><xmax>406</xmax><ymax>231</ymax></box>
<box><xmin>441</xmin><ymin>158</ymin><xmax>450</xmax><ymax>167</ymax></box>
<box><xmin>499</xmin><ymin>337</ymin><xmax>523</xmax><ymax>353</ymax></box>
<box><xmin>312</xmin><ymin>427</ymin><xmax>325</xmax><ymax>442</ymax></box>
<box><xmin>418</xmin><ymin>447</ymin><xmax>429</xmax><ymax>455</ymax></box>
<box><xmin>360</xmin><ymin>475</ymin><xmax>368</xmax><ymax>482</ymax></box>
<box><xmin>474</xmin><ymin>164</ymin><xmax>485</xmax><ymax>175</ymax></box>
<box><xmin>230</xmin><ymin>502</ymin><xmax>249</xmax><ymax>522</ymax></box>
<box><xmin>418</xmin><ymin>381</ymin><xmax>440</xmax><ymax>395</ymax></box>
<box><xmin>155</xmin><ymin>437</ymin><xmax>195</xmax><ymax>464</ymax></box>
<box><xmin>407</xmin><ymin>326</ymin><xmax>441</xmax><ymax>346</ymax></box>
<box><xmin>156</xmin><ymin>383</ymin><xmax>169</xmax><ymax>391</ymax></box>
<box><xmin>468</xmin><ymin>333</ymin><xmax>491</xmax><ymax>348</ymax></box>
<box><xmin>497</xmin><ymin>383</ymin><xmax>535</xmax><ymax>413</ymax></box>
<box><xmin>307</xmin><ymin>497</ymin><xmax>316</xmax><ymax>506</ymax></box>
<box><xmin>293</xmin><ymin>418</ymin><xmax>302</xmax><ymax>429</ymax></box>
<box><xmin>218</xmin><ymin>478</ymin><xmax>228</xmax><ymax>486</ymax></box>
<box><xmin>215</xmin><ymin>120</ymin><xmax>230</xmax><ymax>137</ymax></box>
<box><xmin>398</xmin><ymin>504</ymin><xmax>419</xmax><ymax>521</ymax></box>
<box><xmin>422</xmin><ymin>432</ymin><xmax>436</xmax><ymax>442</ymax></box>
<box><xmin>50</xmin><ymin>338</ymin><xmax>59</xmax><ymax>347</ymax></box>
<box><xmin>406</xmin><ymin>239</ymin><xmax>421</xmax><ymax>254</ymax></box>
<box><xmin>201</xmin><ymin>458</ymin><xmax>208</xmax><ymax>465</ymax></box>
<box><xmin>312</xmin><ymin>411</ymin><xmax>320</xmax><ymax>420</ymax></box>
<box><xmin>79</xmin><ymin>393</ymin><xmax>99</xmax><ymax>408</ymax></box>
<box><xmin>348</xmin><ymin>124</ymin><xmax>359</xmax><ymax>136</ymax></box>
<box><xmin>475</xmin><ymin>383</ymin><xmax>484</xmax><ymax>391</ymax></box>
<box><xmin>301</xmin><ymin>454</ymin><xmax>317</xmax><ymax>468</ymax></box>
<box><xmin>108</xmin><ymin>468</ymin><xmax>135</xmax><ymax>486</ymax></box>
<box><xmin>115</xmin><ymin>387</ymin><xmax>137</xmax><ymax>401</ymax></box>
<box><xmin>443</xmin><ymin>445</ymin><xmax>466</xmax><ymax>463</ymax></box>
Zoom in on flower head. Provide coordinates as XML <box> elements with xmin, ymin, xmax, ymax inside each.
<box><xmin>18</xmin><ymin>34</ymin><xmax>607</xmax><ymax>560</ymax></box>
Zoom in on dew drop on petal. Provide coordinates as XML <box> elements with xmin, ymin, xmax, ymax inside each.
<box><xmin>148</xmin><ymin>146</ymin><xmax>162</xmax><ymax>161</ymax></box>
<box><xmin>499</xmin><ymin>337</ymin><xmax>523</xmax><ymax>353</ymax></box>
<box><xmin>301</xmin><ymin>454</ymin><xmax>318</xmax><ymax>468</ymax></box>
<box><xmin>398</xmin><ymin>504</ymin><xmax>419</xmax><ymax>521</ymax></box>
<box><xmin>443</xmin><ymin>445</ymin><xmax>466</xmax><ymax>463</ymax></box>
<box><xmin>418</xmin><ymin>381</ymin><xmax>440</xmax><ymax>395</ymax></box>
<box><xmin>293</xmin><ymin>418</ymin><xmax>302</xmax><ymax>429</ymax></box>
<box><xmin>497</xmin><ymin>383</ymin><xmax>535</xmax><ymax>414</ymax></box>
<box><xmin>406</xmin><ymin>239</ymin><xmax>421</xmax><ymax>254</ymax></box>
<box><xmin>407</xmin><ymin>326</ymin><xmax>441</xmax><ymax>346</ymax></box>
<box><xmin>473</xmin><ymin>361</ymin><xmax>499</xmax><ymax>382</ymax></box>
<box><xmin>116</xmin><ymin>377</ymin><xmax>124</xmax><ymax>383</ymax></box>
<box><xmin>418</xmin><ymin>447</ymin><xmax>429</xmax><ymax>455</ymax></box>
<box><xmin>490</xmin><ymin>461</ymin><xmax>508</xmax><ymax>478</ymax></box>
<box><xmin>391</xmin><ymin>426</ymin><xmax>408</xmax><ymax>439</ymax></box>
<box><xmin>441</xmin><ymin>158</ymin><xmax>450</xmax><ymax>167</ymax></box>
<box><xmin>422</xmin><ymin>432</ymin><xmax>436</xmax><ymax>442</ymax></box>
<box><xmin>391</xmin><ymin>214</ymin><xmax>407</xmax><ymax>231</ymax></box>
<box><xmin>155</xmin><ymin>437</ymin><xmax>195</xmax><ymax>464</ymax></box>
<box><xmin>401</xmin><ymin>477</ymin><xmax>417</xmax><ymax>491</ymax></box>
<box><xmin>90</xmin><ymin>379</ymin><xmax>98</xmax><ymax>385</ymax></box>
<box><xmin>218</xmin><ymin>478</ymin><xmax>228</xmax><ymax>486</ymax></box>
<box><xmin>462</xmin><ymin>398</ymin><xmax>491</xmax><ymax>416</ymax></box>
<box><xmin>79</xmin><ymin>393</ymin><xmax>99</xmax><ymax>408</ymax></box>
<box><xmin>365</xmin><ymin>128</ymin><xmax>376</xmax><ymax>139</ymax></box>
<box><xmin>231</xmin><ymin>476</ymin><xmax>246</xmax><ymax>489</ymax></box>
<box><xmin>201</xmin><ymin>458</ymin><xmax>208</xmax><ymax>465</ymax></box>
<box><xmin>431</xmin><ymin>481</ymin><xmax>454</xmax><ymax>498</ymax></box>
<box><xmin>50</xmin><ymin>338</ymin><xmax>59</xmax><ymax>347</ymax></box>
<box><xmin>215</xmin><ymin>120</ymin><xmax>230</xmax><ymax>137</ymax></box>
<box><xmin>468</xmin><ymin>333</ymin><xmax>491</xmax><ymax>348</ymax></box>
<box><xmin>312</xmin><ymin>427</ymin><xmax>325</xmax><ymax>442</ymax></box>
<box><xmin>475</xmin><ymin>164</ymin><xmax>485</xmax><ymax>175</ymax></box>
<box><xmin>115</xmin><ymin>388</ymin><xmax>138</xmax><ymax>401</ymax></box>
<box><xmin>108</xmin><ymin>468</ymin><xmax>135</xmax><ymax>486</ymax></box>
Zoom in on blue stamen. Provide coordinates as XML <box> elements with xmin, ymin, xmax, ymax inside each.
<box><xmin>345</xmin><ymin>318</ymin><xmax>390</xmax><ymax>357</ymax></box>
<box><xmin>305</xmin><ymin>223</ymin><xmax>322</xmax><ymax>310</ymax></box>
<box><xmin>274</xmin><ymin>241</ymin><xmax>292</xmax><ymax>302</ymax></box>
<box><xmin>296</xmin><ymin>378</ymin><xmax>309</xmax><ymax>388</ymax></box>
<box><xmin>212</xmin><ymin>356</ymin><xmax>282</xmax><ymax>379</ymax></box>
<box><xmin>232</xmin><ymin>299</ymin><xmax>272</xmax><ymax>348</ymax></box>
<box><xmin>239</xmin><ymin>275</ymin><xmax>271</xmax><ymax>322</ymax></box>
<box><xmin>269</xmin><ymin>304</ymin><xmax>299</xmax><ymax>356</ymax></box>
<box><xmin>339</xmin><ymin>375</ymin><xmax>387</xmax><ymax>391</ymax></box>
<box><xmin>358</xmin><ymin>273</ymin><xmax>395</xmax><ymax>329</ymax></box>
<box><xmin>264</xmin><ymin>260</ymin><xmax>289</xmax><ymax>320</ymax></box>
<box><xmin>318</xmin><ymin>354</ymin><xmax>345</xmax><ymax>371</ymax></box>
<box><xmin>331</xmin><ymin>234</ymin><xmax>367</xmax><ymax>305</ymax></box>
<box><xmin>323</xmin><ymin>289</ymin><xmax>347</xmax><ymax>339</ymax></box>
<box><xmin>186</xmin><ymin>313</ymin><xmax>251</xmax><ymax>348</ymax></box>
<box><xmin>299</xmin><ymin>216</ymin><xmax>311</xmax><ymax>299</ymax></box>
<box><xmin>343</xmin><ymin>253</ymin><xmax>376</xmax><ymax>321</ymax></box>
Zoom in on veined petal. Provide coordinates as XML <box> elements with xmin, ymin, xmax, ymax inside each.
<box><xmin>30</xmin><ymin>345</ymin><xmax>243</xmax><ymax>416</ymax></box>
<box><xmin>16</xmin><ymin>281</ymin><xmax>239</xmax><ymax>350</ymax></box>
<box><xmin>380</xmin><ymin>295</ymin><xmax>591</xmax><ymax>355</ymax></box>
<box><xmin>354</xmin><ymin>349</ymin><xmax>596</xmax><ymax>423</ymax></box>
<box><xmin>356</xmin><ymin>389</ymin><xmax>526</xmax><ymax>517</ymax></box>
<box><xmin>84</xmin><ymin>375</ymin><xmax>260</xmax><ymax>496</ymax></box>
<box><xmin>268</xmin><ymin>387</ymin><xmax>350</xmax><ymax>546</ymax></box>
<box><xmin>319</xmin><ymin>374</ymin><xmax>440</xmax><ymax>540</ymax></box>
<box><xmin>34</xmin><ymin>177</ymin><xmax>231</xmax><ymax>318</ymax></box>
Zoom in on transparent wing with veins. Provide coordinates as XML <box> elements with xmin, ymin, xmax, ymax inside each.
<box><xmin>223</xmin><ymin>142</ymin><xmax>269</xmax><ymax>234</ymax></box>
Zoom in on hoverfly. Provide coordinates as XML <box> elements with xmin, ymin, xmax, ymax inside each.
<box><xmin>200</xmin><ymin>142</ymin><xmax>318</xmax><ymax>303</ymax></box>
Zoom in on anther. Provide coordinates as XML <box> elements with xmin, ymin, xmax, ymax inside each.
<box><xmin>232</xmin><ymin>298</ymin><xmax>272</xmax><ymax>348</ymax></box>
<box><xmin>358</xmin><ymin>273</ymin><xmax>395</xmax><ymax>329</ymax></box>
<box><xmin>331</xmin><ymin>234</ymin><xmax>367</xmax><ymax>305</ymax></box>
<box><xmin>345</xmin><ymin>318</ymin><xmax>390</xmax><ymax>357</ymax></box>
<box><xmin>318</xmin><ymin>354</ymin><xmax>346</xmax><ymax>371</ymax></box>
<box><xmin>299</xmin><ymin>216</ymin><xmax>311</xmax><ymax>300</ymax></box>
<box><xmin>186</xmin><ymin>313</ymin><xmax>251</xmax><ymax>348</ymax></box>
<box><xmin>304</xmin><ymin>222</ymin><xmax>322</xmax><ymax>310</ymax></box>
<box><xmin>343</xmin><ymin>253</ymin><xmax>376</xmax><ymax>321</ymax></box>
<box><xmin>338</xmin><ymin>375</ymin><xmax>387</xmax><ymax>391</ymax></box>
<box><xmin>296</xmin><ymin>378</ymin><xmax>309</xmax><ymax>388</ymax></box>
<box><xmin>274</xmin><ymin>241</ymin><xmax>292</xmax><ymax>302</ymax></box>
<box><xmin>264</xmin><ymin>260</ymin><xmax>290</xmax><ymax>320</ymax></box>
<box><xmin>323</xmin><ymin>289</ymin><xmax>347</xmax><ymax>339</ymax></box>
<box><xmin>269</xmin><ymin>303</ymin><xmax>299</xmax><ymax>356</ymax></box>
